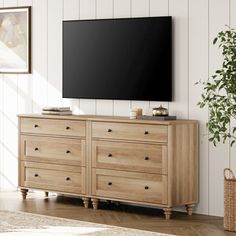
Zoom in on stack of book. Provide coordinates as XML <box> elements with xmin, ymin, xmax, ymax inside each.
<box><xmin>42</xmin><ymin>107</ymin><xmax>72</xmax><ymax>115</ymax></box>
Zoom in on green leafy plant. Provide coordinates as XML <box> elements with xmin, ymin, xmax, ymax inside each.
<box><xmin>197</xmin><ymin>27</ymin><xmax>236</xmax><ymax>146</ymax></box>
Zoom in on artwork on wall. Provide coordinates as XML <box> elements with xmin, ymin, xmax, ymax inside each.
<box><xmin>0</xmin><ymin>6</ymin><xmax>31</xmax><ymax>74</ymax></box>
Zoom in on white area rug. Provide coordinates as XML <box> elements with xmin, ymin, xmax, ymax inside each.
<box><xmin>0</xmin><ymin>210</ymin><xmax>174</xmax><ymax>235</ymax></box>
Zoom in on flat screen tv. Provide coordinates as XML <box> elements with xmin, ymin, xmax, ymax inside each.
<box><xmin>63</xmin><ymin>16</ymin><xmax>172</xmax><ymax>101</ymax></box>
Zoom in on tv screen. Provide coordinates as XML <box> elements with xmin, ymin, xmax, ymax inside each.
<box><xmin>63</xmin><ymin>16</ymin><xmax>172</xmax><ymax>101</ymax></box>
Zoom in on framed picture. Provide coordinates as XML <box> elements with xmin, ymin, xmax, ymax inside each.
<box><xmin>0</xmin><ymin>6</ymin><xmax>31</xmax><ymax>74</ymax></box>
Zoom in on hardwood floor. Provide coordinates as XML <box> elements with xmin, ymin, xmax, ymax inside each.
<box><xmin>0</xmin><ymin>191</ymin><xmax>233</xmax><ymax>236</ymax></box>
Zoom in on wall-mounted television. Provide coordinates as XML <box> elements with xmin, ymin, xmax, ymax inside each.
<box><xmin>63</xmin><ymin>16</ymin><xmax>172</xmax><ymax>101</ymax></box>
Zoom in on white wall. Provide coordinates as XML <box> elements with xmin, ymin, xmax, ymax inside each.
<box><xmin>0</xmin><ymin>0</ymin><xmax>235</xmax><ymax>217</ymax></box>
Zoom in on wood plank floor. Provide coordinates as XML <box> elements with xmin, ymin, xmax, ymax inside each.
<box><xmin>0</xmin><ymin>191</ymin><xmax>233</xmax><ymax>236</ymax></box>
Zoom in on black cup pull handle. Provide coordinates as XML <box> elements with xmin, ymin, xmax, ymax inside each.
<box><xmin>34</xmin><ymin>174</ymin><xmax>38</xmax><ymax>177</ymax></box>
<box><xmin>107</xmin><ymin>129</ymin><xmax>112</xmax><ymax>132</ymax></box>
<box><xmin>34</xmin><ymin>147</ymin><xmax>39</xmax><ymax>151</ymax></box>
<box><xmin>108</xmin><ymin>182</ymin><xmax>112</xmax><ymax>186</ymax></box>
<box><xmin>66</xmin><ymin>177</ymin><xmax>70</xmax><ymax>181</ymax></box>
<box><xmin>66</xmin><ymin>150</ymin><xmax>71</xmax><ymax>154</ymax></box>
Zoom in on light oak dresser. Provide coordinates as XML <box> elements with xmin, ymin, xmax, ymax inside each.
<box><xmin>18</xmin><ymin>114</ymin><xmax>198</xmax><ymax>219</ymax></box>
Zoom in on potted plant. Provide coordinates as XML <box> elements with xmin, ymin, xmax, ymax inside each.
<box><xmin>197</xmin><ymin>26</ymin><xmax>236</xmax><ymax>232</ymax></box>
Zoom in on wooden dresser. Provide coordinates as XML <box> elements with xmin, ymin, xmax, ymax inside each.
<box><xmin>18</xmin><ymin>114</ymin><xmax>198</xmax><ymax>219</ymax></box>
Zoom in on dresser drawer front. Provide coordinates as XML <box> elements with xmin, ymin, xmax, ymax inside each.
<box><xmin>92</xmin><ymin>169</ymin><xmax>167</xmax><ymax>204</ymax></box>
<box><xmin>92</xmin><ymin>122</ymin><xmax>167</xmax><ymax>142</ymax></box>
<box><xmin>20</xmin><ymin>118</ymin><xmax>86</xmax><ymax>137</ymax></box>
<box><xmin>21</xmin><ymin>136</ymin><xmax>85</xmax><ymax>166</ymax></box>
<box><xmin>21</xmin><ymin>162</ymin><xmax>85</xmax><ymax>194</ymax></box>
<box><xmin>92</xmin><ymin>141</ymin><xmax>167</xmax><ymax>174</ymax></box>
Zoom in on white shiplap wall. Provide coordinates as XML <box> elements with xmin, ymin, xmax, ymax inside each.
<box><xmin>0</xmin><ymin>0</ymin><xmax>236</xmax><ymax>217</ymax></box>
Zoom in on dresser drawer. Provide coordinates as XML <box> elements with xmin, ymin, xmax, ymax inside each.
<box><xmin>20</xmin><ymin>118</ymin><xmax>86</xmax><ymax>137</ymax></box>
<box><xmin>21</xmin><ymin>135</ymin><xmax>85</xmax><ymax>166</ymax></box>
<box><xmin>20</xmin><ymin>162</ymin><xmax>85</xmax><ymax>194</ymax></box>
<box><xmin>92</xmin><ymin>169</ymin><xmax>167</xmax><ymax>204</ymax></box>
<box><xmin>92</xmin><ymin>122</ymin><xmax>167</xmax><ymax>142</ymax></box>
<box><xmin>92</xmin><ymin>141</ymin><xmax>167</xmax><ymax>174</ymax></box>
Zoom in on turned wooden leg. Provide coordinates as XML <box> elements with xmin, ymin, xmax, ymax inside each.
<box><xmin>186</xmin><ymin>204</ymin><xmax>195</xmax><ymax>216</ymax></box>
<box><xmin>91</xmin><ymin>198</ymin><xmax>99</xmax><ymax>210</ymax></box>
<box><xmin>20</xmin><ymin>189</ymin><xmax>28</xmax><ymax>200</ymax></box>
<box><xmin>45</xmin><ymin>192</ymin><xmax>49</xmax><ymax>197</ymax></box>
<box><xmin>163</xmin><ymin>207</ymin><xmax>172</xmax><ymax>220</ymax></box>
<box><xmin>82</xmin><ymin>197</ymin><xmax>89</xmax><ymax>208</ymax></box>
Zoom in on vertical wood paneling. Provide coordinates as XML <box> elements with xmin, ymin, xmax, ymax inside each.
<box><xmin>114</xmin><ymin>0</ymin><xmax>131</xmax><ymax>18</ymax></box>
<box><xmin>150</xmin><ymin>0</ymin><xmax>168</xmax><ymax>16</ymax></box>
<box><xmin>95</xmin><ymin>0</ymin><xmax>113</xmax><ymax>115</ymax></box>
<box><xmin>113</xmin><ymin>100</ymin><xmax>130</xmax><ymax>116</ymax></box>
<box><xmin>96</xmin><ymin>100</ymin><xmax>113</xmax><ymax>116</ymax></box>
<box><xmin>169</xmin><ymin>0</ymin><xmax>188</xmax><ymax>119</ymax></box>
<box><xmin>80</xmin><ymin>99</ymin><xmax>96</xmax><ymax>115</ymax></box>
<box><xmin>231</xmin><ymin>0</ymin><xmax>236</xmax><ymax>27</ymax></box>
<box><xmin>63</xmin><ymin>0</ymin><xmax>79</xmax><ymax>20</ymax></box>
<box><xmin>189</xmin><ymin>0</ymin><xmax>209</xmax><ymax>215</ymax></box>
<box><xmin>47</xmin><ymin>0</ymin><xmax>63</xmax><ymax>106</ymax></box>
<box><xmin>2</xmin><ymin>0</ymin><xmax>18</xmax><ymax>190</ymax></box>
<box><xmin>97</xmin><ymin>0</ymin><xmax>113</xmax><ymax>18</ymax></box>
<box><xmin>79</xmin><ymin>0</ymin><xmax>96</xmax><ymax>114</ymax></box>
<box><xmin>17</xmin><ymin>0</ymin><xmax>33</xmax><ymax>114</ymax></box>
<box><xmin>209</xmin><ymin>0</ymin><xmax>230</xmax><ymax>217</ymax></box>
<box><xmin>32</xmin><ymin>0</ymin><xmax>48</xmax><ymax>112</ymax></box>
<box><xmin>63</xmin><ymin>0</ymin><xmax>80</xmax><ymax>114</ymax></box>
<box><xmin>131</xmin><ymin>0</ymin><xmax>149</xmax><ymax>17</ymax></box>
<box><xmin>230</xmin><ymin>0</ymin><xmax>236</xmax><ymax>176</ymax></box>
<box><xmin>0</xmin><ymin>0</ymin><xmax>3</xmax><ymax>190</ymax></box>
<box><xmin>80</xmin><ymin>0</ymin><xmax>96</xmax><ymax>19</ymax></box>
<box><xmin>3</xmin><ymin>0</ymin><xmax>17</xmax><ymax>6</ymax></box>
<box><xmin>18</xmin><ymin>0</ymin><xmax>31</xmax><ymax>5</ymax></box>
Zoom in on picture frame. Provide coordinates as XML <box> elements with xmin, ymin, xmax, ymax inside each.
<box><xmin>0</xmin><ymin>6</ymin><xmax>31</xmax><ymax>74</ymax></box>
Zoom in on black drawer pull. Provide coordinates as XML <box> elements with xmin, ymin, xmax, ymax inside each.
<box><xmin>66</xmin><ymin>177</ymin><xmax>70</xmax><ymax>181</ymax></box>
<box><xmin>145</xmin><ymin>186</ymin><xmax>149</xmax><ymax>190</ymax></box>
<box><xmin>34</xmin><ymin>147</ymin><xmax>39</xmax><ymax>151</ymax></box>
<box><xmin>107</xmin><ymin>129</ymin><xmax>112</xmax><ymax>132</ymax></box>
<box><xmin>66</xmin><ymin>126</ymin><xmax>70</xmax><ymax>130</ymax></box>
<box><xmin>34</xmin><ymin>124</ymin><xmax>38</xmax><ymax>128</ymax></box>
<box><xmin>34</xmin><ymin>174</ymin><xmax>38</xmax><ymax>177</ymax></box>
<box><xmin>144</xmin><ymin>131</ymin><xmax>149</xmax><ymax>135</ymax></box>
<box><xmin>108</xmin><ymin>182</ymin><xmax>112</xmax><ymax>186</ymax></box>
<box><xmin>144</xmin><ymin>156</ymin><xmax>149</xmax><ymax>160</ymax></box>
<box><xmin>108</xmin><ymin>153</ymin><xmax>112</xmax><ymax>157</ymax></box>
<box><xmin>66</xmin><ymin>150</ymin><xmax>71</xmax><ymax>154</ymax></box>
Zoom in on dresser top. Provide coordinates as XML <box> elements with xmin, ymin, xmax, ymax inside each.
<box><xmin>18</xmin><ymin>114</ymin><xmax>198</xmax><ymax>125</ymax></box>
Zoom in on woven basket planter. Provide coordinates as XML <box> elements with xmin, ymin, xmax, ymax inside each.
<box><xmin>224</xmin><ymin>168</ymin><xmax>236</xmax><ymax>232</ymax></box>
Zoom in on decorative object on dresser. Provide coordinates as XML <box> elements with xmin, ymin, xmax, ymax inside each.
<box><xmin>152</xmin><ymin>105</ymin><xmax>169</xmax><ymax>116</ymax></box>
<box><xmin>18</xmin><ymin>114</ymin><xmax>198</xmax><ymax>219</ymax></box>
<box><xmin>42</xmin><ymin>107</ymin><xmax>72</xmax><ymax>115</ymax></box>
